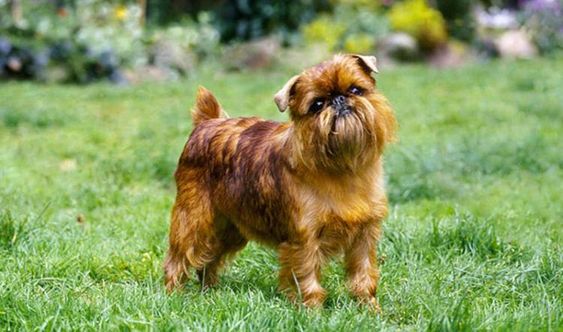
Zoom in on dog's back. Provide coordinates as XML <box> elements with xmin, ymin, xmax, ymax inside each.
<box><xmin>176</xmin><ymin>89</ymin><xmax>294</xmax><ymax>244</ymax></box>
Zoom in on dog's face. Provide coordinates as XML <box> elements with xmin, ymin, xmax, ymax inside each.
<box><xmin>275</xmin><ymin>54</ymin><xmax>396</xmax><ymax>173</ymax></box>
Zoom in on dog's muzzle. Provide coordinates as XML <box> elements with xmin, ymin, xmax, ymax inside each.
<box><xmin>331</xmin><ymin>95</ymin><xmax>352</xmax><ymax>117</ymax></box>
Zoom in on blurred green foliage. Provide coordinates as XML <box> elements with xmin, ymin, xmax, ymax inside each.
<box><xmin>302</xmin><ymin>15</ymin><xmax>347</xmax><ymax>50</ymax></box>
<box><xmin>0</xmin><ymin>1</ymin><xmax>145</xmax><ymax>82</ymax></box>
<box><xmin>0</xmin><ymin>1</ymin><xmax>220</xmax><ymax>83</ymax></box>
<box><xmin>302</xmin><ymin>0</ymin><xmax>389</xmax><ymax>53</ymax></box>
<box><xmin>1</xmin><ymin>0</ymin><xmax>561</xmax><ymax>84</ymax></box>
<box><xmin>389</xmin><ymin>0</ymin><xmax>448</xmax><ymax>51</ymax></box>
<box><xmin>435</xmin><ymin>0</ymin><xmax>476</xmax><ymax>42</ymax></box>
<box><xmin>213</xmin><ymin>0</ymin><xmax>331</xmax><ymax>43</ymax></box>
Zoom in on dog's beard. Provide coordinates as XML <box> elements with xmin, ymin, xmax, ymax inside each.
<box><xmin>329</xmin><ymin>113</ymin><xmax>367</xmax><ymax>155</ymax></box>
<box><xmin>311</xmin><ymin>101</ymin><xmax>377</xmax><ymax>172</ymax></box>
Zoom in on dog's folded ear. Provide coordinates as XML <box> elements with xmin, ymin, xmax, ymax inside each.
<box><xmin>274</xmin><ymin>75</ymin><xmax>300</xmax><ymax>112</ymax></box>
<box><xmin>351</xmin><ymin>54</ymin><xmax>379</xmax><ymax>74</ymax></box>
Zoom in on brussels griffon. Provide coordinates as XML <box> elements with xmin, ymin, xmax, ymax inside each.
<box><xmin>164</xmin><ymin>54</ymin><xmax>396</xmax><ymax>309</ymax></box>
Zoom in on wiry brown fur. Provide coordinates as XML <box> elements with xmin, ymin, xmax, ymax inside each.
<box><xmin>164</xmin><ymin>54</ymin><xmax>396</xmax><ymax>310</ymax></box>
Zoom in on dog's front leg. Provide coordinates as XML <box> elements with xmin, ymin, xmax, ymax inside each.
<box><xmin>344</xmin><ymin>221</ymin><xmax>382</xmax><ymax>311</ymax></box>
<box><xmin>278</xmin><ymin>241</ymin><xmax>326</xmax><ymax>308</ymax></box>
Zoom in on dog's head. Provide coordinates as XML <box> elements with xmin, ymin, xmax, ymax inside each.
<box><xmin>275</xmin><ymin>54</ymin><xmax>396</xmax><ymax>173</ymax></box>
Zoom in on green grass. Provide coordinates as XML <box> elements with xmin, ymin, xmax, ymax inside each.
<box><xmin>1</xmin><ymin>56</ymin><xmax>562</xmax><ymax>331</ymax></box>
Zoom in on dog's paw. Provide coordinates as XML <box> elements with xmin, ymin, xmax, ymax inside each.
<box><xmin>365</xmin><ymin>297</ymin><xmax>382</xmax><ymax>314</ymax></box>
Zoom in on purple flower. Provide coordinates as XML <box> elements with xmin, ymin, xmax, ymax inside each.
<box><xmin>522</xmin><ymin>0</ymin><xmax>561</xmax><ymax>14</ymax></box>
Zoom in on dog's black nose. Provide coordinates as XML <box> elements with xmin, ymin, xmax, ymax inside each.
<box><xmin>331</xmin><ymin>95</ymin><xmax>351</xmax><ymax>116</ymax></box>
<box><xmin>332</xmin><ymin>95</ymin><xmax>346</xmax><ymax>107</ymax></box>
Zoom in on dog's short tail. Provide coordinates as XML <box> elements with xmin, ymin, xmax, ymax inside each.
<box><xmin>191</xmin><ymin>86</ymin><xmax>226</xmax><ymax>127</ymax></box>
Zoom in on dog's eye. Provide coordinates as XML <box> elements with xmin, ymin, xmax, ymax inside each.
<box><xmin>309</xmin><ymin>98</ymin><xmax>325</xmax><ymax>114</ymax></box>
<box><xmin>348</xmin><ymin>86</ymin><xmax>364</xmax><ymax>96</ymax></box>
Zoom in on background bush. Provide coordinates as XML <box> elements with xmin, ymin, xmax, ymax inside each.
<box><xmin>213</xmin><ymin>0</ymin><xmax>331</xmax><ymax>43</ymax></box>
<box><xmin>389</xmin><ymin>0</ymin><xmax>448</xmax><ymax>51</ymax></box>
<box><xmin>434</xmin><ymin>0</ymin><xmax>476</xmax><ymax>42</ymax></box>
<box><xmin>0</xmin><ymin>1</ymin><xmax>221</xmax><ymax>83</ymax></box>
<box><xmin>0</xmin><ymin>1</ymin><xmax>144</xmax><ymax>82</ymax></box>
<box><xmin>302</xmin><ymin>0</ymin><xmax>389</xmax><ymax>53</ymax></box>
<box><xmin>1</xmin><ymin>0</ymin><xmax>562</xmax><ymax>84</ymax></box>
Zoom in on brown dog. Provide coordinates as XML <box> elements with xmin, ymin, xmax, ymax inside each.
<box><xmin>164</xmin><ymin>54</ymin><xmax>396</xmax><ymax>309</ymax></box>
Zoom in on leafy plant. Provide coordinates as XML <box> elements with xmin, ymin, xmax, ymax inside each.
<box><xmin>302</xmin><ymin>15</ymin><xmax>347</xmax><ymax>50</ymax></box>
<box><xmin>388</xmin><ymin>0</ymin><xmax>448</xmax><ymax>51</ymax></box>
<box><xmin>435</xmin><ymin>0</ymin><xmax>476</xmax><ymax>42</ymax></box>
<box><xmin>213</xmin><ymin>0</ymin><xmax>331</xmax><ymax>43</ymax></box>
<box><xmin>1</xmin><ymin>1</ymin><xmax>221</xmax><ymax>83</ymax></box>
<box><xmin>302</xmin><ymin>1</ymin><xmax>389</xmax><ymax>53</ymax></box>
<box><xmin>147</xmin><ymin>13</ymin><xmax>220</xmax><ymax>58</ymax></box>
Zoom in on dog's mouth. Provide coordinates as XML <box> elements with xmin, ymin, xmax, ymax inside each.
<box><xmin>330</xmin><ymin>117</ymin><xmax>338</xmax><ymax>134</ymax></box>
<box><xmin>326</xmin><ymin>110</ymin><xmax>368</xmax><ymax>157</ymax></box>
<box><xmin>330</xmin><ymin>109</ymin><xmax>355</xmax><ymax>135</ymax></box>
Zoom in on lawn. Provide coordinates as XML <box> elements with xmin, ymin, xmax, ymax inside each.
<box><xmin>0</xmin><ymin>56</ymin><xmax>561</xmax><ymax>331</ymax></box>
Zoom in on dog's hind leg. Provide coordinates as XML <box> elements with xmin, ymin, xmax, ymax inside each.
<box><xmin>164</xmin><ymin>202</ymin><xmax>192</xmax><ymax>292</ymax></box>
<box><xmin>196</xmin><ymin>220</ymin><xmax>248</xmax><ymax>288</ymax></box>
<box><xmin>164</xmin><ymin>172</ymin><xmax>218</xmax><ymax>292</ymax></box>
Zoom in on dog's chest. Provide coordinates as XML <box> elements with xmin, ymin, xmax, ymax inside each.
<box><xmin>296</xmin><ymin>176</ymin><xmax>384</xmax><ymax>248</ymax></box>
<box><xmin>304</xmin><ymin>178</ymin><xmax>380</xmax><ymax>222</ymax></box>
